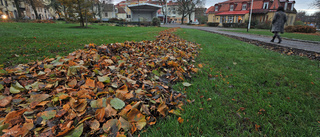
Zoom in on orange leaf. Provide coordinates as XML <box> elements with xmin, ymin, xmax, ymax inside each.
<box><xmin>177</xmin><ymin>117</ymin><xmax>184</xmax><ymax>124</ymax></box>
<box><xmin>127</xmin><ymin>108</ymin><xmax>146</xmax><ymax>130</ymax></box>
<box><xmin>95</xmin><ymin>108</ymin><xmax>105</xmax><ymax>122</ymax></box>
<box><xmin>116</xmin><ymin>85</ymin><xmax>128</xmax><ymax>94</ymax></box>
<box><xmin>157</xmin><ymin>102</ymin><xmax>168</xmax><ymax>116</ymax></box>
<box><xmin>82</xmin><ymin>78</ymin><xmax>95</xmax><ymax>89</ymax></box>
<box><xmin>4</xmin><ymin>109</ymin><xmax>27</xmax><ymax>127</ymax></box>
<box><xmin>198</xmin><ymin>64</ymin><xmax>203</xmax><ymax>68</ymax></box>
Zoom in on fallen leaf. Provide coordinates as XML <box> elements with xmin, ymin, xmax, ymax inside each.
<box><xmin>178</xmin><ymin>117</ymin><xmax>184</xmax><ymax>124</ymax></box>
<box><xmin>65</xmin><ymin>123</ymin><xmax>83</xmax><ymax>137</ymax></box>
<box><xmin>0</xmin><ymin>96</ymin><xmax>12</xmax><ymax>107</ymax></box>
<box><xmin>110</xmin><ymin>98</ymin><xmax>125</xmax><ymax>110</ymax></box>
<box><xmin>182</xmin><ymin>82</ymin><xmax>192</xmax><ymax>87</ymax></box>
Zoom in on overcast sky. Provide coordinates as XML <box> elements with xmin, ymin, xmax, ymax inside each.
<box><xmin>113</xmin><ymin>0</ymin><xmax>319</xmax><ymax>15</ymax></box>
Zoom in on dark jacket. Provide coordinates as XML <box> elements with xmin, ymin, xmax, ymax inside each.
<box><xmin>271</xmin><ymin>11</ymin><xmax>287</xmax><ymax>33</ymax></box>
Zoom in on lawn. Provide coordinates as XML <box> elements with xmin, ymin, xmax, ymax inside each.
<box><xmin>221</xmin><ymin>28</ymin><xmax>320</xmax><ymax>42</ymax></box>
<box><xmin>0</xmin><ymin>23</ymin><xmax>319</xmax><ymax>136</ymax></box>
<box><xmin>0</xmin><ymin>22</ymin><xmax>166</xmax><ymax>67</ymax></box>
<box><xmin>141</xmin><ymin>29</ymin><xmax>320</xmax><ymax>136</ymax></box>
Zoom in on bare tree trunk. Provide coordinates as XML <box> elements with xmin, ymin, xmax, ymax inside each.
<box><xmin>181</xmin><ymin>11</ymin><xmax>185</xmax><ymax>24</ymax></box>
<box><xmin>77</xmin><ymin>0</ymin><xmax>84</xmax><ymax>27</ymax></box>
<box><xmin>13</xmin><ymin>0</ymin><xmax>22</xmax><ymax>19</ymax></box>
<box><xmin>30</xmin><ymin>0</ymin><xmax>39</xmax><ymax>19</ymax></box>
<box><xmin>98</xmin><ymin>2</ymin><xmax>102</xmax><ymax>22</ymax></box>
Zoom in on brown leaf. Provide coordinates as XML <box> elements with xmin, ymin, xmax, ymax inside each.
<box><xmin>105</xmin><ymin>104</ymin><xmax>117</xmax><ymax>118</ymax></box>
<box><xmin>95</xmin><ymin>108</ymin><xmax>105</xmax><ymax>122</ymax></box>
<box><xmin>0</xmin><ymin>96</ymin><xmax>12</xmax><ymax>107</ymax></box>
<box><xmin>4</xmin><ymin>109</ymin><xmax>27</xmax><ymax>127</ymax></box>
<box><xmin>68</xmin><ymin>79</ymin><xmax>77</xmax><ymax>88</ymax></box>
<box><xmin>119</xmin><ymin>117</ymin><xmax>130</xmax><ymax>131</ymax></box>
<box><xmin>89</xmin><ymin>119</ymin><xmax>100</xmax><ymax>131</ymax></box>
<box><xmin>157</xmin><ymin>102</ymin><xmax>168</xmax><ymax>116</ymax></box>
<box><xmin>116</xmin><ymin>85</ymin><xmax>128</xmax><ymax>94</ymax></box>
<box><xmin>81</xmin><ymin>78</ymin><xmax>95</xmax><ymax>89</ymax></box>
<box><xmin>102</xmin><ymin>119</ymin><xmax>121</xmax><ymax>133</ymax></box>
<box><xmin>127</xmin><ymin>108</ymin><xmax>146</xmax><ymax>130</ymax></box>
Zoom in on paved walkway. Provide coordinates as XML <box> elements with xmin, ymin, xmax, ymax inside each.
<box><xmin>162</xmin><ymin>24</ymin><xmax>320</xmax><ymax>53</ymax></box>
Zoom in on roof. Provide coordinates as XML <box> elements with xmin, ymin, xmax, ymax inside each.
<box><xmin>208</xmin><ymin>0</ymin><xmax>296</xmax><ymax>14</ymax></box>
<box><xmin>117</xmin><ymin>7</ymin><xmax>126</xmax><ymax>13</ymax></box>
<box><xmin>215</xmin><ymin>10</ymin><xmax>249</xmax><ymax>15</ymax></box>
<box><xmin>103</xmin><ymin>4</ymin><xmax>114</xmax><ymax>12</ymax></box>
<box><xmin>206</xmin><ymin>6</ymin><xmax>215</xmax><ymax>14</ymax></box>
<box><xmin>128</xmin><ymin>3</ymin><xmax>162</xmax><ymax>8</ymax></box>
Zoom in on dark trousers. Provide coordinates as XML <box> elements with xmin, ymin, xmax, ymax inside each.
<box><xmin>271</xmin><ymin>32</ymin><xmax>282</xmax><ymax>43</ymax></box>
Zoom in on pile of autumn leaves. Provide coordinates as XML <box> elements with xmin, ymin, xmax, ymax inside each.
<box><xmin>0</xmin><ymin>28</ymin><xmax>200</xmax><ymax>136</ymax></box>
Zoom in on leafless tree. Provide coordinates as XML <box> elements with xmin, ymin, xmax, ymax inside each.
<box><xmin>177</xmin><ymin>0</ymin><xmax>204</xmax><ymax>24</ymax></box>
<box><xmin>313</xmin><ymin>0</ymin><xmax>320</xmax><ymax>9</ymax></box>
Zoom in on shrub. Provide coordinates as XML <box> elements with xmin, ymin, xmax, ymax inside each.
<box><xmin>255</xmin><ymin>21</ymin><xmax>272</xmax><ymax>29</ymax></box>
<box><xmin>222</xmin><ymin>23</ymin><xmax>247</xmax><ymax>28</ymax></box>
<box><xmin>294</xmin><ymin>21</ymin><xmax>305</xmax><ymax>26</ymax></box>
<box><xmin>31</xmin><ymin>20</ymin><xmax>55</xmax><ymax>23</ymax></box>
<box><xmin>197</xmin><ymin>16</ymin><xmax>208</xmax><ymax>24</ymax></box>
<box><xmin>284</xmin><ymin>25</ymin><xmax>316</xmax><ymax>33</ymax></box>
<box><xmin>207</xmin><ymin>22</ymin><xmax>219</xmax><ymax>27</ymax></box>
<box><xmin>152</xmin><ymin>18</ymin><xmax>160</xmax><ymax>27</ymax></box>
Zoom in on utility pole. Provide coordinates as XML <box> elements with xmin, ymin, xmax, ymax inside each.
<box><xmin>247</xmin><ymin>0</ymin><xmax>253</xmax><ymax>32</ymax></box>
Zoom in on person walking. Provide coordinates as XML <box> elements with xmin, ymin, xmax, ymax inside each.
<box><xmin>271</xmin><ymin>6</ymin><xmax>287</xmax><ymax>43</ymax></box>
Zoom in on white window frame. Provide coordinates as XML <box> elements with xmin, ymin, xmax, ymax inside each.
<box><xmin>242</xmin><ymin>4</ymin><xmax>247</xmax><ymax>10</ymax></box>
<box><xmin>291</xmin><ymin>4</ymin><xmax>294</xmax><ymax>11</ymax></box>
<box><xmin>263</xmin><ymin>2</ymin><xmax>268</xmax><ymax>9</ymax></box>
<box><xmin>228</xmin><ymin>16</ymin><xmax>234</xmax><ymax>23</ymax></box>
<box><xmin>215</xmin><ymin>5</ymin><xmax>218</xmax><ymax>11</ymax></box>
<box><xmin>230</xmin><ymin>5</ymin><xmax>234</xmax><ymax>11</ymax></box>
<box><xmin>284</xmin><ymin>2</ymin><xmax>288</xmax><ymax>10</ymax></box>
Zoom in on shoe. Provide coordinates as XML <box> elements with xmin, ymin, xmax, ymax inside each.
<box><xmin>278</xmin><ymin>39</ymin><xmax>282</xmax><ymax>43</ymax></box>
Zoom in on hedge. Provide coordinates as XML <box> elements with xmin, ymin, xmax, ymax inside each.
<box><xmin>285</xmin><ymin>25</ymin><xmax>316</xmax><ymax>33</ymax></box>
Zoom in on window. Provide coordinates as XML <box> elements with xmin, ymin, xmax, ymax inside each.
<box><xmin>216</xmin><ymin>17</ymin><xmax>218</xmax><ymax>22</ymax></box>
<box><xmin>228</xmin><ymin>16</ymin><xmax>233</xmax><ymax>23</ymax></box>
<box><xmin>215</xmin><ymin>5</ymin><xmax>218</xmax><ymax>11</ymax></box>
<box><xmin>127</xmin><ymin>15</ymin><xmax>131</xmax><ymax>18</ymax></box>
<box><xmin>284</xmin><ymin>2</ymin><xmax>288</xmax><ymax>10</ymax></box>
<box><xmin>242</xmin><ymin>4</ymin><xmax>247</xmax><ymax>10</ymax></box>
<box><xmin>173</xmin><ymin>8</ymin><xmax>175</xmax><ymax>10</ymax></box>
<box><xmin>220</xmin><ymin>16</ymin><xmax>226</xmax><ymax>23</ymax></box>
<box><xmin>105</xmin><ymin>13</ymin><xmax>108</xmax><ymax>17</ymax></box>
<box><xmin>12</xmin><ymin>2</ymin><xmax>15</xmax><ymax>7</ymax></box>
<box><xmin>172</xmin><ymin>11</ymin><xmax>176</xmax><ymax>14</ymax></box>
<box><xmin>291</xmin><ymin>4</ymin><xmax>294</xmax><ymax>11</ymax></box>
<box><xmin>263</xmin><ymin>2</ymin><xmax>268</xmax><ymax>9</ymax></box>
<box><xmin>1</xmin><ymin>0</ymin><xmax>3</xmax><ymax>6</ymax></box>
<box><xmin>5</xmin><ymin>0</ymin><xmax>7</xmax><ymax>6</ymax></box>
<box><xmin>236</xmin><ymin>16</ymin><xmax>243</xmax><ymax>23</ymax></box>
<box><xmin>230</xmin><ymin>5</ymin><xmax>234</xmax><ymax>11</ymax></box>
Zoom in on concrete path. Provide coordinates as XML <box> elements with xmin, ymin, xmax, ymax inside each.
<box><xmin>162</xmin><ymin>24</ymin><xmax>320</xmax><ymax>53</ymax></box>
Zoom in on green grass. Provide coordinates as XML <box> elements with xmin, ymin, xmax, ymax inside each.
<box><xmin>0</xmin><ymin>22</ymin><xmax>166</xmax><ymax>67</ymax></box>
<box><xmin>141</xmin><ymin>29</ymin><xmax>320</xmax><ymax>136</ymax></box>
<box><xmin>1</xmin><ymin>23</ymin><xmax>319</xmax><ymax>136</ymax></box>
<box><xmin>221</xmin><ymin>28</ymin><xmax>320</xmax><ymax>42</ymax></box>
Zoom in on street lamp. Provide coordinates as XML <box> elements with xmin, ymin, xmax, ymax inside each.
<box><xmin>247</xmin><ymin>0</ymin><xmax>253</xmax><ymax>32</ymax></box>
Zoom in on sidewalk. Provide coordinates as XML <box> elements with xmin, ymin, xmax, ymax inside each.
<box><xmin>162</xmin><ymin>24</ymin><xmax>320</xmax><ymax>53</ymax></box>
